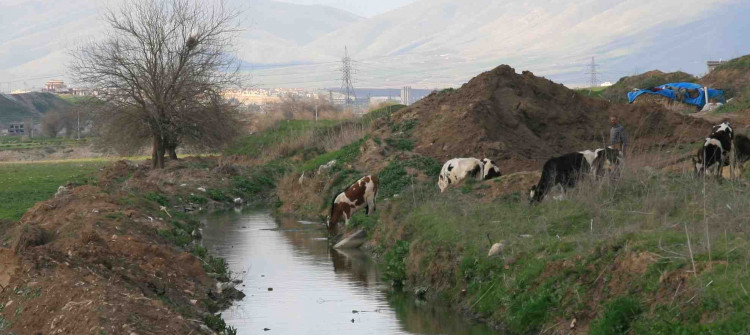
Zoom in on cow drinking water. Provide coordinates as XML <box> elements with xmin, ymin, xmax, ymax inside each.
<box><xmin>328</xmin><ymin>175</ymin><xmax>379</xmax><ymax>234</ymax></box>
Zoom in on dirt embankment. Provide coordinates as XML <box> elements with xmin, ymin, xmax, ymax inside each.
<box><xmin>700</xmin><ymin>55</ymin><xmax>750</xmax><ymax>98</ymax></box>
<box><xmin>372</xmin><ymin>65</ymin><xmax>710</xmax><ymax>174</ymax></box>
<box><xmin>0</xmin><ymin>158</ymin><xmax>246</xmax><ymax>334</ymax></box>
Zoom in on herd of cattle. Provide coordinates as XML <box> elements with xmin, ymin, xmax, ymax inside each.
<box><xmin>326</xmin><ymin>120</ymin><xmax>750</xmax><ymax>233</ymax></box>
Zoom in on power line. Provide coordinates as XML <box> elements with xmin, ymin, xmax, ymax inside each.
<box><xmin>340</xmin><ymin>46</ymin><xmax>356</xmax><ymax>105</ymax></box>
<box><xmin>585</xmin><ymin>56</ymin><xmax>600</xmax><ymax>89</ymax></box>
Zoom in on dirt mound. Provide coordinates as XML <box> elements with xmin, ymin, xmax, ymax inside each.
<box><xmin>377</xmin><ymin>65</ymin><xmax>709</xmax><ymax>173</ymax></box>
<box><xmin>608</xmin><ymin>103</ymin><xmax>711</xmax><ymax>150</ymax></box>
<box><xmin>700</xmin><ymin>55</ymin><xmax>750</xmax><ymax>97</ymax></box>
<box><xmin>603</xmin><ymin>70</ymin><xmax>697</xmax><ymax>103</ymax></box>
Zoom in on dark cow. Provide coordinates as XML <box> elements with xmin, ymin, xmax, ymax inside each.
<box><xmin>328</xmin><ymin>175</ymin><xmax>379</xmax><ymax>234</ymax></box>
<box><xmin>530</xmin><ymin>148</ymin><xmax>621</xmax><ymax>203</ymax></box>
<box><xmin>731</xmin><ymin>134</ymin><xmax>750</xmax><ymax>177</ymax></box>
<box><xmin>693</xmin><ymin>121</ymin><xmax>733</xmax><ymax>177</ymax></box>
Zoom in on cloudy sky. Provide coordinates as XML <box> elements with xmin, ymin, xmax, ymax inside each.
<box><xmin>277</xmin><ymin>0</ymin><xmax>417</xmax><ymax>17</ymax></box>
<box><xmin>1</xmin><ymin>0</ymin><xmax>749</xmax><ymax>91</ymax></box>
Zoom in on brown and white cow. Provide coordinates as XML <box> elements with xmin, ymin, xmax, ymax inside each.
<box><xmin>328</xmin><ymin>175</ymin><xmax>379</xmax><ymax>234</ymax></box>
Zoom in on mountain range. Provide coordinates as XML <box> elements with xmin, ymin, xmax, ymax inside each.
<box><xmin>1</xmin><ymin>0</ymin><xmax>749</xmax><ymax>90</ymax></box>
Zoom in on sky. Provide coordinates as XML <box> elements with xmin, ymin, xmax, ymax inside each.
<box><xmin>277</xmin><ymin>0</ymin><xmax>417</xmax><ymax>17</ymax></box>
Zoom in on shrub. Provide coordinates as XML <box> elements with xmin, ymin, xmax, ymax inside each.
<box><xmin>145</xmin><ymin>192</ymin><xmax>169</xmax><ymax>207</ymax></box>
<box><xmin>187</xmin><ymin>194</ymin><xmax>208</xmax><ymax>204</ymax></box>
<box><xmin>157</xmin><ymin>228</ymin><xmax>191</xmax><ymax>247</ymax></box>
<box><xmin>203</xmin><ymin>255</ymin><xmax>230</xmax><ymax>280</ymax></box>
<box><xmin>206</xmin><ymin>189</ymin><xmax>231</xmax><ymax>202</ymax></box>
<box><xmin>204</xmin><ymin>314</ymin><xmax>227</xmax><ymax>332</ymax></box>
<box><xmin>383</xmin><ymin>240</ymin><xmax>410</xmax><ymax>286</ymax></box>
<box><xmin>385</xmin><ymin>137</ymin><xmax>414</xmax><ymax>151</ymax></box>
<box><xmin>378</xmin><ymin>161</ymin><xmax>410</xmax><ymax>198</ymax></box>
<box><xmin>590</xmin><ymin>297</ymin><xmax>643</xmax><ymax>335</ymax></box>
<box><xmin>191</xmin><ymin>245</ymin><xmax>208</xmax><ymax>258</ymax></box>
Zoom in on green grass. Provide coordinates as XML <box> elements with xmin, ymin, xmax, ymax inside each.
<box><xmin>590</xmin><ymin>297</ymin><xmax>643</xmax><ymax>335</ymax></box>
<box><xmin>368</xmin><ymin>169</ymin><xmax>750</xmax><ymax>332</ymax></box>
<box><xmin>360</xmin><ymin>104</ymin><xmax>406</xmax><ymax>124</ymax></box>
<box><xmin>225</xmin><ymin>120</ymin><xmax>338</xmax><ymax>156</ymax></box>
<box><xmin>713</xmin><ymin>96</ymin><xmax>750</xmax><ymax>114</ymax></box>
<box><xmin>714</xmin><ymin>55</ymin><xmax>750</xmax><ymax>71</ymax></box>
<box><xmin>299</xmin><ymin>137</ymin><xmax>365</xmax><ymax>172</ymax></box>
<box><xmin>574</xmin><ymin>86</ymin><xmax>607</xmax><ymax>99</ymax></box>
<box><xmin>0</xmin><ymin>161</ymin><xmax>105</xmax><ymax>220</ymax></box>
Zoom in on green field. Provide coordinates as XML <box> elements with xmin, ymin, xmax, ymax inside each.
<box><xmin>0</xmin><ymin>161</ymin><xmax>105</xmax><ymax>221</ymax></box>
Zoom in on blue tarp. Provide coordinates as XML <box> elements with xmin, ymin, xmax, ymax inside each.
<box><xmin>627</xmin><ymin>82</ymin><xmax>725</xmax><ymax>108</ymax></box>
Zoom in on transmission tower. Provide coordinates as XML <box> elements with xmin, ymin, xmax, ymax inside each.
<box><xmin>586</xmin><ymin>56</ymin><xmax>600</xmax><ymax>89</ymax></box>
<box><xmin>340</xmin><ymin>46</ymin><xmax>356</xmax><ymax>106</ymax></box>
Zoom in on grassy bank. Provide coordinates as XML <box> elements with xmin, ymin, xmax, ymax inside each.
<box><xmin>238</xmin><ymin>108</ymin><xmax>750</xmax><ymax>333</ymax></box>
<box><xmin>367</xmin><ymin>167</ymin><xmax>750</xmax><ymax>334</ymax></box>
<box><xmin>0</xmin><ymin>161</ymin><xmax>105</xmax><ymax>220</ymax></box>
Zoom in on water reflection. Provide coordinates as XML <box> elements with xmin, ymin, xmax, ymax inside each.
<box><xmin>200</xmin><ymin>208</ymin><xmax>499</xmax><ymax>335</ymax></box>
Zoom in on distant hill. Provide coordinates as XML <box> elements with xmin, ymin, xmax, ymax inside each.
<box><xmin>0</xmin><ymin>93</ymin><xmax>71</xmax><ymax>124</ymax></box>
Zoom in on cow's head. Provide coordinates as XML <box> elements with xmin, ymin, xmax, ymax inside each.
<box><xmin>528</xmin><ymin>185</ymin><xmax>541</xmax><ymax>203</ymax></box>
<box><xmin>481</xmin><ymin>158</ymin><xmax>502</xmax><ymax>180</ymax></box>
<box><xmin>692</xmin><ymin>156</ymin><xmax>704</xmax><ymax>176</ymax></box>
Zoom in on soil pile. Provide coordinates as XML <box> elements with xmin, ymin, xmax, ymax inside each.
<box><xmin>0</xmin><ymin>158</ymin><xmax>244</xmax><ymax>334</ymax></box>
<box><xmin>377</xmin><ymin>65</ymin><xmax>709</xmax><ymax>173</ymax></box>
<box><xmin>602</xmin><ymin>70</ymin><xmax>697</xmax><ymax>103</ymax></box>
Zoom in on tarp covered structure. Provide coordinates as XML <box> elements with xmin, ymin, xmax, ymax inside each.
<box><xmin>627</xmin><ymin>82</ymin><xmax>725</xmax><ymax>108</ymax></box>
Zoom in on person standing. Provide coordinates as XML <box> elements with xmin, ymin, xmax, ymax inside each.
<box><xmin>609</xmin><ymin>116</ymin><xmax>628</xmax><ymax>154</ymax></box>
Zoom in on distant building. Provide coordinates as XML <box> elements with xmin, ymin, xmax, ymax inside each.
<box><xmin>600</xmin><ymin>81</ymin><xmax>613</xmax><ymax>87</ymax></box>
<box><xmin>8</xmin><ymin>122</ymin><xmax>25</xmax><ymax>135</ymax></box>
<box><xmin>707</xmin><ymin>60</ymin><xmax>727</xmax><ymax>73</ymax></box>
<box><xmin>43</xmin><ymin>79</ymin><xmax>69</xmax><ymax>93</ymax></box>
<box><xmin>401</xmin><ymin>86</ymin><xmax>413</xmax><ymax>105</ymax></box>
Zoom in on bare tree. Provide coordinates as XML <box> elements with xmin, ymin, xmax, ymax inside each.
<box><xmin>71</xmin><ymin>0</ymin><xmax>242</xmax><ymax>168</ymax></box>
<box><xmin>41</xmin><ymin>111</ymin><xmax>70</xmax><ymax>138</ymax></box>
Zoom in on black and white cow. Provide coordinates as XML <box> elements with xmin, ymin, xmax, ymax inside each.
<box><xmin>438</xmin><ymin>158</ymin><xmax>502</xmax><ymax>192</ymax></box>
<box><xmin>481</xmin><ymin>158</ymin><xmax>503</xmax><ymax>179</ymax></box>
<box><xmin>693</xmin><ymin>121</ymin><xmax>733</xmax><ymax>177</ymax></box>
<box><xmin>530</xmin><ymin>148</ymin><xmax>621</xmax><ymax>203</ymax></box>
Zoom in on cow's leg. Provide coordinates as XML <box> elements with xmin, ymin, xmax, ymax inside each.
<box><xmin>369</xmin><ymin>198</ymin><xmax>376</xmax><ymax>213</ymax></box>
<box><xmin>365</xmin><ymin>205</ymin><xmax>370</xmax><ymax>216</ymax></box>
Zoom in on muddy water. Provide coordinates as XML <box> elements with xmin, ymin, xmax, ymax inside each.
<box><xmin>201</xmin><ymin>208</ymin><xmax>498</xmax><ymax>335</ymax></box>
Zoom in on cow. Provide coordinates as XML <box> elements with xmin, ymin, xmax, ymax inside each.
<box><xmin>328</xmin><ymin>175</ymin><xmax>379</xmax><ymax>234</ymax></box>
<box><xmin>529</xmin><ymin>148</ymin><xmax>621</xmax><ymax>203</ymax></box>
<box><xmin>733</xmin><ymin>134</ymin><xmax>750</xmax><ymax>176</ymax></box>
<box><xmin>693</xmin><ymin>121</ymin><xmax>733</xmax><ymax>177</ymax></box>
<box><xmin>438</xmin><ymin>158</ymin><xmax>502</xmax><ymax>192</ymax></box>
<box><xmin>481</xmin><ymin>158</ymin><xmax>503</xmax><ymax>180</ymax></box>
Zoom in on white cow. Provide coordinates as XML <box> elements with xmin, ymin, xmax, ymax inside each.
<box><xmin>438</xmin><ymin>158</ymin><xmax>502</xmax><ymax>192</ymax></box>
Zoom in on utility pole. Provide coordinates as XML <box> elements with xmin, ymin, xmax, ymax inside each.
<box><xmin>586</xmin><ymin>56</ymin><xmax>600</xmax><ymax>94</ymax></box>
<box><xmin>77</xmin><ymin>108</ymin><xmax>81</xmax><ymax>140</ymax></box>
<box><xmin>340</xmin><ymin>46</ymin><xmax>356</xmax><ymax>107</ymax></box>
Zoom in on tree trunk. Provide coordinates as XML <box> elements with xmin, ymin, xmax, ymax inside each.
<box><xmin>152</xmin><ymin>135</ymin><xmax>166</xmax><ymax>169</ymax></box>
<box><xmin>167</xmin><ymin>143</ymin><xmax>178</xmax><ymax>160</ymax></box>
